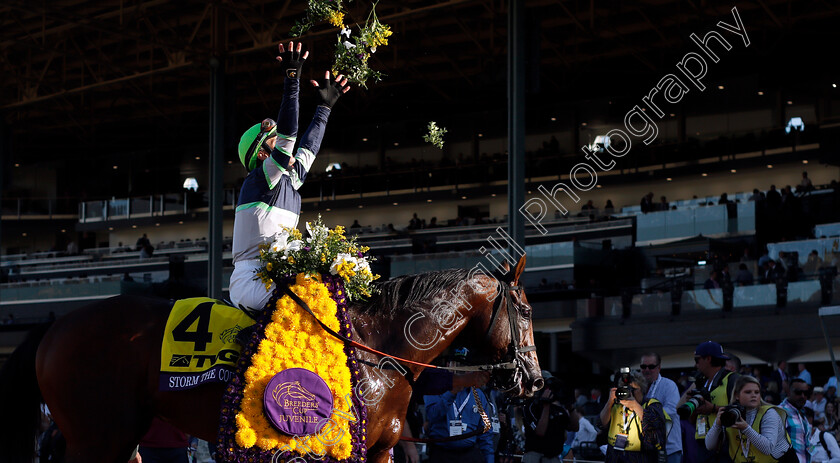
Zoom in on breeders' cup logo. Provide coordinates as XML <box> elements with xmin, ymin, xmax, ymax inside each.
<box><xmin>273</xmin><ymin>381</ymin><xmax>319</xmax><ymax>416</ymax></box>
<box><xmin>219</xmin><ymin>325</ymin><xmax>243</xmax><ymax>344</ymax></box>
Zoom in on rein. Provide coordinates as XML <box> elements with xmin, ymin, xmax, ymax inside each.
<box><xmin>279</xmin><ymin>280</ymin><xmax>529</xmax><ymax>377</ymax></box>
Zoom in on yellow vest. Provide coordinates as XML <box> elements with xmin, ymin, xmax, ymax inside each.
<box><xmin>725</xmin><ymin>405</ymin><xmax>787</xmax><ymax>463</ymax></box>
<box><xmin>695</xmin><ymin>371</ymin><xmax>733</xmax><ymax>440</ymax></box>
<box><xmin>608</xmin><ymin>398</ymin><xmax>663</xmax><ymax>452</ymax></box>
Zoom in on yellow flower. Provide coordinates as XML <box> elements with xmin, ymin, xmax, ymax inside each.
<box><xmin>266</xmin><ymin>262</ymin><xmax>273</xmax><ymax>272</ymax></box>
<box><xmin>327</xmin><ymin>10</ymin><xmax>344</xmax><ymax>28</ymax></box>
<box><xmin>288</xmin><ymin>256</ymin><xmax>295</xmax><ymax>264</ymax></box>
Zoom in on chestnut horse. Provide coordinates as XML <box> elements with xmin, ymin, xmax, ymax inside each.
<box><xmin>0</xmin><ymin>256</ymin><xmax>541</xmax><ymax>463</ymax></box>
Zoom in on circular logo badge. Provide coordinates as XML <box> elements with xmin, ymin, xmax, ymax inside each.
<box><xmin>264</xmin><ymin>368</ymin><xmax>334</xmax><ymax>436</ymax></box>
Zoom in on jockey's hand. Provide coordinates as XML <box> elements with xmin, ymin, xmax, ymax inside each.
<box><xmin>311</xmin><ymin>71</ymin><xmax>350</xmax><ymax>108</ymax></box>
<box><xmin>276</xmin><ymin>41</ymin><xmax>309</xmax><ymax>79</ymax></box>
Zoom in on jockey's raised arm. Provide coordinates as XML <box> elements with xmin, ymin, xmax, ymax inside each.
<box><xmin>229</xmin><ymin>41</ymin><xmax>350</xmax><ymax>314</ymax></box>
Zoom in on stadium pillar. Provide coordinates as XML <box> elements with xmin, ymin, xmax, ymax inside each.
<box><xmin>507</xmin><ymin>0</ymin><xmax>526</xmax><ymax>251</ymax></box>
<box><xmin>208</xmin><ymin>56</ymin><xmax>225</xmax><ymax>299</ymax></box>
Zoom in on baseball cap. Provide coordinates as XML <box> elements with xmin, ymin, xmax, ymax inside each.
<box><xmin>694</xmin><ymin>341</ymin><xmax>730</xmax><ymax>360</ymax></box>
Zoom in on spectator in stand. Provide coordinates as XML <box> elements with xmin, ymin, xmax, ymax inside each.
<box><xmin>584</xmin><ymin>388</ymin><xmax>605</xmax><ymax>416</ymax></box>
<box><xmin>804</xmin><ymin>250</ymin><xmax>823</xmax><ymax>275</ymax></box>
<box><xmin>767</xmin><ymin>185</ymin><xmax>782</xmax><ymax>210</ymax></box>
<box><xmin>825</xmin><ymin>402</ymin><xmax>839</xmax><ymax>437</ymax></box>
<box><xmin>659</xmin><ymin>196</ymin><xmax>669</xmax><ymax>211</ymax></box>
<box><xmin>350</xmin><ymin>219</ymin><xmax>361</xmax><ymax>229</ymax></box>
<box><xmin>570</xmin><ymin>405</ymin><xmax>598</xmax><ymax>453</ymax></box>
<box><xmin>704</xmin><ymin>270</ymin><xmax>720</xmax><ymax>290</ymax></box>
<box><xmin>408</xmin><ymin>213</ymin><xmax>421</xmax><ymax>230</ymax></box>
<box><xmin>749</xmin><ymin>188</ymin><xmax>765</xmax><ymax>202</ymax></box>
<box><xmin>574</xmin><ymin>388</ymin><xmax>589</xmax><ymax>408</ymax></box>
<box><xmin>718</xmin><ymin>193</ymin><xmax>731</xmax><ymax>205</ymax></box>
<box><xmin>799</xmin><ymin>171</ymin><xmax>814</xmax><ymax>194</ymax></box>
<box><xmin>772</xmin><ymin>361</ymin><xmax>791</xmax><ymax>400</ymax></box>
<box><xmin>641</xmin><ymin>192</ymin><xmax>654</xmax><ymax>214</ymax></box>
<box><xmin>428</xmin><ymin>217</ymin><xmax>438</xmax><ymax>228</ymax></box>
<box><xmin>780</xmin><ymin>378</ymin><xmax>813</xmax><ymax>463</ymax></box>
<box><xmin>763</xmin><ymin>260</ymin><xmax>785</xmax><ymax>284</ymax></box>
<box><xmin>736</xmin><ymin>263</ymin><xmax>754</xmax><ymax>286</ymax></box>
<box><xmin>798</xmin><ymin>364</ymin><xmax>813</xmax><ymax>386</ymax></box>
<box><xmin>605</xmin><ymin>200</ymin><xmax>615</xmax><ymax>212</ymax></box>
<box><xmin>720</xmin><ymin>266</ymin><xmax>733</xmax><ymax>287</ymax></box>
<box><xmin>807</xmin><ymin>411</ymin><xmax>840</xmax><ymax>463</ymax></box>
<box><xmin>640</xmin><ymin>352</ymin><xmax>683</xmax><ymax>463</ymax></box>
<box><xmin>581</xmin><ymin>200</ymin><xmax>595</xmax><ymax>211</ymax></box>
<box><xmin>807</xmin><ymin>387</ymin><xmax>827</xmax><ymax>420</ymax></box>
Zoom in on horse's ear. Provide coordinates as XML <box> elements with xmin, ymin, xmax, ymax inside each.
<box><xmin>512</xmin><ymin>254</ymin><xmax>526</xmax><ymax>284</ymax></box>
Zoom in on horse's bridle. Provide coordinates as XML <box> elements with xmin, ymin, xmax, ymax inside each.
<box><xmin>280</xmin><ymin>278</ymin><xmax>536</xmax><ymax>392</ymax></box>
<box><xmin>479</xmin><ymin>279</ymin><xmax>537</xmax><ymax>393</ymax></box>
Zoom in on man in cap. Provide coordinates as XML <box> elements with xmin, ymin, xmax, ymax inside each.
<box><xmin>679</xmin><ymin>341</ymin><xmax>738</xmax><ymax>463</ymax></box>
<box><xmin>807</xmin><ymin>387</ymin><xmax>827</xmax><ymax>420</ymax></box>
<box><xmin>229</xmin><ymin>41</ymin><xmax>349</xmax><ymax>314</ymax></box>
<box><xmin>424</xmin><ymin>347</ymin><xmax>495</xmax><ymax>463</ymax></box>
<box><xmin>521</xmin><ymin>370</ymin><xmax>579</xmax><ymax>463</ymax></box>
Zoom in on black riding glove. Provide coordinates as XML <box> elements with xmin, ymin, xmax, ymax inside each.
<box><xmin>279</xmin><ymin>47</ymin><xmax>307</xmax><ymax>79</ymax></box>
<box><xmin>313</xmin><ymin>74</ymin><xmax>349</xmax><ymax>109</ymax></box>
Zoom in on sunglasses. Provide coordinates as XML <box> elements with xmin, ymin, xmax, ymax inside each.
<box><xmin>640</xmin><ymin>364</ymin><xmax>660</xmax><ymax>370</ymax></box>
<box><xmin>792</xmin><ymin>389</ymin><xmax>811</xmax><ymax>397</ymax></box>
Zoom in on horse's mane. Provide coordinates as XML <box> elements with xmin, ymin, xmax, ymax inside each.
<box><xmin>351</xmin><ymin>268</ymin><xmax>474</xmax><ymax>317</ymax></box>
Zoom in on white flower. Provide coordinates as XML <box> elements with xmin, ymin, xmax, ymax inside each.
<box><xmin>370</xmin><ymin>46</ymin><xmax>377</xmax><ymax>53</ymax></box>
<box><xmin>341</xmin><ymin>27</ymin><xmax>352</xmax><ymax>38</ymax></box>
<box><xmin>343</xmin><ymin>41</ymin><xmax>356</xmax><ymax>49</ymax></box>
<box><xmin>269</xmin><ymin>230</ymin><xmax>302</xmax><ymax>256</ymax></box>
<box><xmin>330</xmin><ymin>253</ymin><xmax>358</xmax><ymax>275</ymax></box>
<box><xmin>354</xmin><ymin>258</ymin><xmax>371</xmax><ymax>273</ymax></box>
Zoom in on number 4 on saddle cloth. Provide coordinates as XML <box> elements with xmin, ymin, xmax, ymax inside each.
<box><xmin>159</xmin><ymin>298</ymin><xmax>257</xmax><ymax>391</ymax></box>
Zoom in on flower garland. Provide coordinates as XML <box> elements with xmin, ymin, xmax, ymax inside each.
<box><xmin>216</xmin><ymin>274</ymin><xmax>368</xmax><ymax>463</ymax></box>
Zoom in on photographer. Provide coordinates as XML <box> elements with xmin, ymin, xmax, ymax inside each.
<box><xmin>600</xmin><ymin>369</ymin><xmax>667</xmax><ymax>463</ymax></box>
<box><xmin>522</xmin><ymin>372</ymin><xmax>579</xmax><ymax>463</ymax></box>
<box><xmin>679</xmin><ymin>341</ymin><xmax>739</xmax><ymax>463</ymax></box>
<box><xmin>705</xmin><ymin>376</ymin><xmax>790</xmax><ymax>463</ymax></box>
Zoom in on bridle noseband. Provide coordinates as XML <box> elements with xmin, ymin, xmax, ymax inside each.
<box><xmin>480</xmin><ymin>279</ymin><xmax>537</xmax><ymax>393</ymax></box>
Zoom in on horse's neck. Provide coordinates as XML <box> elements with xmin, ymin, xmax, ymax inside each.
<box><xmin>349</xmin><ymin>291</ymin><xmax>485</xmax><ymax>375</ymax></box>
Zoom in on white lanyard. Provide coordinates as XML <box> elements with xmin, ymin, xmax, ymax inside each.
<box><xmin>739</xmin><ymin>410</ymin><xmax>758</xmax><ymax>460</ymax></box>
<box><xmin>489</xmin><ymin>402</ymin><xmax>497</xmax><ymax>416</ymax></box>
<box><xmin>621</xmin><ymin>405</ymin><xmax>636</xmax><ymax>434</ymax></box>
<box><xmin>453</xmin><ymin>390</ymin><xmax>472</xmax><ymax>419</ymax></box>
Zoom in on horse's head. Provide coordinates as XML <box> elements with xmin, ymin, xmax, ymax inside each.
<box><xmin>466</xmin><ymin>255</ymin><xmax>543</xmax><ymax>398</ymax></box>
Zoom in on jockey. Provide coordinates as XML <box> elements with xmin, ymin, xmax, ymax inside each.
<box><xmin>230</xmin><ymin>41</ymin><xmax>350</xmax><ymax>314</ymax></box>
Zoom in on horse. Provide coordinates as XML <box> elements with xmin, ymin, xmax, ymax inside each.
<box><xmin>0</xmin><ymin>255</ymin><xmax>542</xmax><ymax>463</ymax></box>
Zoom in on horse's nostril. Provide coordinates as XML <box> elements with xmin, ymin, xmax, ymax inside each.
<box><xmin>532</xmin><ymin>377</ymin><xmax>545</xmax><ymax>391</ymax></box>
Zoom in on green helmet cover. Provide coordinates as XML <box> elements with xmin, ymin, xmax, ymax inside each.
<box><xmin>238</xmin><ymin>123</ymin><xmax>277</xmax><ymax>171</ymax></box>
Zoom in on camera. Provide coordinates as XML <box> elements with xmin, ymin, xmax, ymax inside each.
<box><xmin>677</xmin><ymin>390</ymin><xmax>711</xmax><ymax>419</ymax></box>
<box><xmin>720</xmin><ymin>404</ymin><xmax>747</xmax><ymax>427</ymax></box>
<box><xmin>615</xmin><ymin>367</ymin><xmax>635</xmax><ymax>401</ymax></box>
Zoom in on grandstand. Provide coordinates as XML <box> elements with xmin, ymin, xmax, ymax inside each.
<box><xmin>2</xmin><ymin>0</ymin><xmax>840</xmax><ymax>385</ymax></box>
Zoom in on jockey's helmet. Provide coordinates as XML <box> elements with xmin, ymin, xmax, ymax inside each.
<box><xmin>238</xmin><ymin>118</ymin><xmax>277</xmax><ymax>171</ymax></box>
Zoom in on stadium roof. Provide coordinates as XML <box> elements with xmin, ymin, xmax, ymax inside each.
<box><xmin>2</xmin><ymin>0</ymin><xmax>839</xmax><ymax>199</ymax></box>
